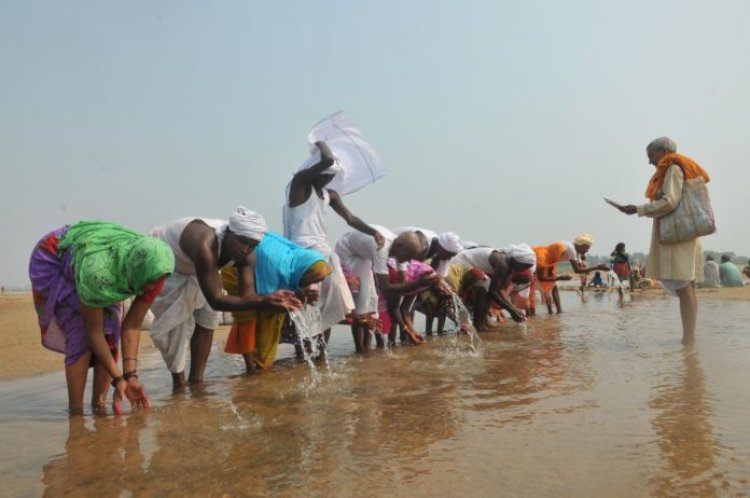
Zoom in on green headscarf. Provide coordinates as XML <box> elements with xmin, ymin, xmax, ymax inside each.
<box><xmin>58</xmin><ymin>221</ymin><xmax>175</xmax><ymax>307</ymax></box>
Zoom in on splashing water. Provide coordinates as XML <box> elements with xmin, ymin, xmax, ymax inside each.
<box><xmin>288</xmin><ymin>305</ymin><xmax>327</xmax><ymax>386</ymax></box>
<box><xmin>449</xmin><ymin>291</ymin><xmax>481</xmax><ymax>354</ymax></box>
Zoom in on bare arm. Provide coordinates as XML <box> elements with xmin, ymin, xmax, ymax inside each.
<box><xmin>288</xmin><ymin>142</ymin><xmax>335</xmax><ymax>208</ymax></box>
<box><xmin>487</xmin><ymin>254</ymin><xmax>525</xmax><ymax>322</ymax></box>
<box><xmin>375</xmin><ymin>272</ymin><xmax>440</xmax><ymax>297</ymax></box>
<box><xmin>185</xmin><ymin>227</ymin><xmax>300</xmax><ymax>312</ymax></box>
<box><xmin>569</xmin><ymin>259</ymin><xmax>609</xmax><ymax>273</ymax></box>
<box><xmin>329</xmin><ymin>190</ymin><xmax>385</xmax><ymax>249</ymax></box>
<box><xmin>81</xmin><ymin>305</ymin><xmax>122</xmax><ymax>380</ymax></box>
<box><xmin>621</xmin><ymin>166</ymin><xmax>683</xmax><ymax>217</ymax></box>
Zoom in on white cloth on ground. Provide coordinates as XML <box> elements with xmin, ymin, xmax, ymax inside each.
<box><xmin>302</xmin><ymin>111</ymin><xmax>386</xmax><ymax>196</ymax></box>
<box><xmin>149</xmin><ymin>272</ymin><xmax>221</xmax><ymax>373</ymax></box>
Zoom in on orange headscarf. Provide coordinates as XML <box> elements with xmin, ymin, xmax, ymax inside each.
<box><xmin>533</xmin><ymin>242</ymin><xmax>570</xmax><ymax>269</ymax></box>
<box><xmin>645</xmin><ymin>153</ymin><xmax>711</xmax><ymax>200</ymax></box>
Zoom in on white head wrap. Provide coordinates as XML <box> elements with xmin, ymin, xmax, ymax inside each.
<box><xmin>573</xmin><ymin>233</ymin><xmax>594</xmax><ymax>247</ymax></box>
<box><xmin>503</xmin><ymin>243</ymin><xmax>536</xmax><ymax>267</ymax></box>
<box><xmin>228</xmin><ymin>206</ymin><xmax>267</xmax><ymax>241</ymax></box>
<box><xmin>437</xmin><ymin>232</ymin><xmax>463</xmax><ymax>254</ymax></box>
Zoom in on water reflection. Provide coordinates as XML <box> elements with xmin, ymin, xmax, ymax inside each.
<box><xmin>43</xmin><ymin>415</ymin><xmax>152</xmax><ymax>497</ymax></box>
<box><xmin>649</xmin><ymin>350</ymin><xmax>722</xmax><ymax>497</ymax></box>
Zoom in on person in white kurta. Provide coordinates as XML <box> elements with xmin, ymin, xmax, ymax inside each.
<box><xmin>618</xmin><ymin>137</ymin><xmax>709</xmax><ymax>346</ymax></box>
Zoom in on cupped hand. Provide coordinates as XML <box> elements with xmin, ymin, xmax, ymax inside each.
<box><xmin>124</xmin><ymin>379</ymin><xmax>152</xmax><ymax>411</ymax></box>
<box><xmin>266</xmin><ymin>290</ymin><xmax>303</xmax><ymax>310</ymax></box>
<box><xmin>621</xmin><ymin>204</ymin><xmax>638</xmax><ymax>215</ymax></box>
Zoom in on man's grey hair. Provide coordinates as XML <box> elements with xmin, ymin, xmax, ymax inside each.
<box><xmin>647</xmin><ymin>137</ymin><xmax>677</xmax><ymax>154</ymax></box>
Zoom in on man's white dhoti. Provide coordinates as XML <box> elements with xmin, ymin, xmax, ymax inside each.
<box><xmin>319</xmin><ymin>251</ymin><xmax>355</xmax><ymax>330</ymax></box>
<box><xmin>149</xmin><ymin>272</ymin><xmax>221</xmax><ymax>373</ymax></box>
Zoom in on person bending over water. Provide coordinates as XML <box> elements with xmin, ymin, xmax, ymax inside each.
<box><xmin>29</xmin><ymin>221</ymin><xmax>174</xmax><ymax>415</ymax></box>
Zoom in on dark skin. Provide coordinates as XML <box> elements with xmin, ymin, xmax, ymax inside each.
<box><xmin>474</xmin><ymin>251</ymin><xmax>532</xmax><ymax>331</ymax></box>
<box><xmin>402</xmin><ymin>231</ymin><xmax>457</xmax><ymax>339</ymax></box>
<box><xmin>288</xmin><ymin>141</ymin><xmax>385</xmax><ymax>248</ymax></box>
<box><xmin>350</xmin><ymin>232</ymin><xmax>440</xmax><ymax>352</ymax></box>
<box><xmin>171</xmin><ymin>220</ymin><xmax>301</xmax><ymax>390</ymax></box>
<box><xmin>73</xmin><ymin>286</ymin><xmax>161</xmax><ymax>416</ymax></box>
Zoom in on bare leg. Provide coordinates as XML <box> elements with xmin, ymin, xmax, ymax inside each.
<box><xmin>362</xmin><ymin>326</ymin><xmax>373</xmax><ymax>351</ymax></box>
<box><xmin>437</xmin><ymin>315</ymin><xmax>446</xmax><ymax>335</ymax></box>
<box><xmin>91</xmin><ymin>357</ymin><xmax>111</xmax><ymax>414</ymax></box>
<box><xmin>242</xmin><ymin>353</ymin><xmax>259</xmax><ymax>374</ymax></box>
<box><xmin>172</xmin><ymin>372</ymin><xmax>187</xmax><ymax>391</ymax></box>
<box><xmin>188</xmin><ymin>325</ymin><xmax>214</xmax><ymax>384</ymax></box>
<box><xmin>65</xmin><ymin>351</ymin><xmax>91</xmax><ymax>416</ymax></box>
<box><xmin>552</xmin><ymin>286</ymin><xmax>562</xmax><ymax>314</ymax></box>
<box><xmin>352</xmin><ymin>322</ymin><xmax>365</xmax><ymax>353</ymax></box>
<box><xmin>374</xmin><ymin>331</ymin><xmax>385</xmax><ymax>349</ymax></box>
<box><xmin>676</xmin><ymin>282</ymin><xmax>698</xmax><ymax>346</ymax></box>
<box><xmin>425</xmin><ymin>312</ymin><xmax>434</xmax><ymax>336</ymax></box>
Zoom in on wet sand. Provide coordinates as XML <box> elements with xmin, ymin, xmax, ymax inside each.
<box><xmin>2</xmin><ymin>291</ymin><xmax>750</xmax><ymax>497</ymax></box>
<box><xmin>3</xmin><ymin>286</ymin><xmax>749</xmax><ymax>380</ymax></box>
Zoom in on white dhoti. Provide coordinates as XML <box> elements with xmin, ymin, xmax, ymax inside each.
<box><xmin>337</xmin><ymin>252</ymin><xmax>378</xmax><ymax>316</ymax></box>
<box><xmin>318</xmin><ymin>251</ymin><xmax>355</xmax><ymax>330</ymax></box>
<box><xmin>149</xmin><ymin>272</ymin><xmax>221</xmax><ymax>373</ymax></box>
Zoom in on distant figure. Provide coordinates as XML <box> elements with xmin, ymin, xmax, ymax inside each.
<box><xmin>589</xmin><ymin>272</ymin><xmax>605</xmax><ymax>288</ymax></box>
<box><xmin>615</xmin><ymin>137</ymin><xmax>710</xmax><ymax>346</ymax></box>
<box><xmin>719</xmin><ymin>255</ymin><xmax>744</xmax><ymax>287</ymax></box>
<box><xmin>700</xmin><ymin>255</ymin><xmax>720</xmax><ymax>288</ymax></box>
<box><xmin>744</xmin><ymin>261</ymin><xmax>750</xmax><ymax>280</ymax></box>
<box><xmin>530</xmin><ymin>235</ymin><xmax>610</xmax><ymax>315</ymax></box>
<box><xmin>610</xmin><ymin>242</ymin><xmax>633</xmax><ymax>290</ymax></box>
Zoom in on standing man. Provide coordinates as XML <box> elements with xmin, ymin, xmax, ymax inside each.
<box><xmin>614</xmin><ymin>137</ymin><xmax>710</xmax><ymax>345</ymax></box>
<box><xmin>150</xmin><ymin>206</ymin><xmax>301</xmax><ymax>390</ymax></box>
<box><xmin>283</xmin><ymin>141</ymin><xmax>385</xmax><ymax>351</ymax></box>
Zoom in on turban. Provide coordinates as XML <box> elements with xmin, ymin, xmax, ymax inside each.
<box><xmin>228</xmin><ymin>206</ymin><xmax>267</xmax><ymax>241</ymax></box>
<box><xmin>573</xmin><ymin>233</ymin><xmax>594</xmax><ymax>247</ymax></box>
<box><xmin>437</xmin><ymin>232</ymin><xmax>463</xmax><ymax>254</ymax></box>
<box><xmin>503</xmin><ymin>243</ymin><xmax>536</xmax><ymax>266</ymax></box>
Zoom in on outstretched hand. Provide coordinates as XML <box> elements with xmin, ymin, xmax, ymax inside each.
<box><xmin>265</xmin><ymin>290</ymin><xmax>303</xmax><ymax>310</ymax></box>
<box><xmin>620</xmin><ymin>204</ymin><xmax>638</xmax><ymax>215</ymax></box>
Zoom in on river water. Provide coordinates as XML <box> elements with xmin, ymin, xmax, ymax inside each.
<box><xmin>2</xmin><ymin>292</ymin><xmax>749</xmax><ymax>497</ymax></box>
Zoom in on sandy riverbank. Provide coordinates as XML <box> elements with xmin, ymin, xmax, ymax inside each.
<box><xmin>2</xmin><ymin>286</ymin><xmax>748</xmax><ymax>380</ymax></box>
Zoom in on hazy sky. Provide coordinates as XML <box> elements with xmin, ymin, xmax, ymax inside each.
<box><xmin>2</xmin><ymin>1</ymin><xmax>749</xmax><ymax>287</ymax></box>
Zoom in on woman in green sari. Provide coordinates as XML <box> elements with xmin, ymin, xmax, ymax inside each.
<box><xmin>29</xmin><ymin>221</ymin><xmax>174</xmax><ymax>415</ymax></box>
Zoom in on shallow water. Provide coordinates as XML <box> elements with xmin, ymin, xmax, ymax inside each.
<box><xmin>2</xmin><ymin>293</ymin><xmax>749</xmax><ymax>497</ymax></box>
